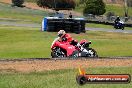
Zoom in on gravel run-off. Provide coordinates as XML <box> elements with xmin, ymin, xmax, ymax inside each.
<box><xmin>0</xmin><ymin>58</ymin><xmax>132</xmax><ymax>73</ymax></box>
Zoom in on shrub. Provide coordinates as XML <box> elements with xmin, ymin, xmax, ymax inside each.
<box><xmin>83</xmin><ymin>0</ymin><xmax>106</xmax><ymax>16</ymax></box>
<box><xmin>36</xmin><ymin>0</ymin><xmax>75</xmax><ymax>10</ymax></box>
<box><xmin>12</xmin><ymin>0</ymin><xmax>24</xmax><ymax>7</ymax></box>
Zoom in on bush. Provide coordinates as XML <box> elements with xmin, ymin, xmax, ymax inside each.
<box><xmin>37</xmin><ymin>0</ymin><xmax>52</xmax><ymax>8</ymax></box>
<box><xmin>83</xmin><ymin>0</ymin><xmax>106</xmax><ymax>16</ymax></box>
<box><xmin>12</xmin><ymin>0</ymin><xmax>25</xmax><ymax>7</ymax></box>
<box><xmin>36</xmin><ymin>0</ymin><xmax>75</xmax><ymax>10</ymax></box>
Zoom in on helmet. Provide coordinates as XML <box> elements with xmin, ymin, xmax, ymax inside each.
<box><xmin>117</xmin><ymin>16</ymin><xmax>120</xmax><ymax>18</ymax></box>
<box><xmin>58</xmin><ymin>30</ymin><xmax>66</xmax><ymax>37</ymax></box>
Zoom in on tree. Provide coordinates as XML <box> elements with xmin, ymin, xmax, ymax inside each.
<box><xmin>83</xmin><ymin>0</ymin><xmax>106</xmax><ymax>16</ymax></box>
<box><xmin>12</xmin><ymin>0</ymin><xmax>24</xmax><ymax>7</ymax></box>
<box><xmin>37</xmin><ymin>0</ymin><xmax>75</xmax><ymax>10</ymax></box>
<box><xmin>79</xmin><ymin>0</ymin><xmax>86</xmax><ymax>4</ymax></box>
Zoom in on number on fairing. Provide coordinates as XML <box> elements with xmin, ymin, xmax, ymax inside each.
<box><xmin>68</xmin><ymin>46</ymin><xmax>74</xmax><ymax>49</ymax></box>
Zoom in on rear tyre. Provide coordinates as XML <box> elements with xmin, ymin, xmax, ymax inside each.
<box><xmin>114</xmin><ymin>26</ymin><xmax>118</xmax><ymax>30</ymax></box>
<box><xmin>70</xmin><ymin>50</ymin><xmax>79</xmax><ymax>58</ymax></box>
<box><xmin>51</xmin><ymin>48</ymin><xmax>66</xmax><ymax>58</ymax></box>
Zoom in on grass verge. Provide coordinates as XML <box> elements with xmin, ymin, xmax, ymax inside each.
<box><xmin>106</xmin><ymin>4</ymin><xmax>132</xmax><ymax>16</ymax></box>
<box><xmin>75</xmin><ymin>4</ymin><xmax>132</xmax><ymax>16</ymax></box>
<box><xmin>0</xmin><ymin>67</ymin><xmax>132</xmax><ymax>88</ymax></box>
<box><xmin>0</xmin><ymin>3</ymin><xmax>48</xmax><ymax>23</ymax></box>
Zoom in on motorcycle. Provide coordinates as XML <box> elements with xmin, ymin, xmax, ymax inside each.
<box><xmin>51</xmin><ymin>38</ymin><xmax>98</xmax><ymax>58</ymax></box>
<box><xmin>114</xmin><ymin>20</ymin><xmax>125</xmax><ymax>30</ymax></box>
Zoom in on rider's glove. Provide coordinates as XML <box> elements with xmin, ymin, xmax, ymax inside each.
<box><xmin>77</xmin><ymin>43</ymin><xmax>81</xmax><ymax>47</ymax></box>
<box><xmin>62</xmin><ymin>37</ymin><xmax>67</xmax><ymax>41</ymax></box>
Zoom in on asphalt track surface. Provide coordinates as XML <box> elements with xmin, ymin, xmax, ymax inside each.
<box><xmin>85</xmin><ymin>28</ymin><xmax>132</xmax><ymax>33</ymax></box>
<box><xmin>0</xmin><ymin>21</ymin><xmax>40</xmax><ymax>28</ymax></box>
<box><xmin>0</xmin><ymin>21</ymin><xmax>132</xmax><ymax>33</ymax></box>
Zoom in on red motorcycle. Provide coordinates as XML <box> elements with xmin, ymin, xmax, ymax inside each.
<box><xmin>51</xmin><ymin>38</ymin><xmax>98</xmax><ymax>58</ymax></box>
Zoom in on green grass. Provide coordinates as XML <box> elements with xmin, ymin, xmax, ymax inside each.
<box><xmin>106</xmin><ymin>4</ymin><xmax>132</xmax><ymax>16</ymax></box>
<box><xmin>0</xmin><ymin>3</ymin><xmax>48</xmax><ymax>23</ymax></box>
<box><xmin>75</xmin><ymin>4</ymin><xmax>132</xmax><ymax>16</ymax></box>
<box><xmin>86</xmin><ymin>23</ymin><xmax>113</xmax><ymax>29</ymax></box>
<box><xmin>86</xmin><ymin>23</ymin><xmax>132</xmax><ymax>30</ymax></box>
<box><xmin>0</xmin><ymin>67</ymin><xmax>132</xmax><ymax>88</ymax></box>
<box><xmin>75</xmin><ymin>4</ymin><xmax>84</xmax><ymax>13</ymax></box>
<box><xmin>0</xmin><ymin>26</ymin><xmax>55</xmax><ymax>58</ymax></box>
<box><xmin>0</xmin><ymin>25</ymin><xmax>132</xmax><ymax>59</ymax></box>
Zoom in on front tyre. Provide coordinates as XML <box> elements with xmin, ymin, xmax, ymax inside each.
<box><xmin>87</xmin><ymin>48</ymin><xmax>98</xmax><ymax>58</ymax></box>
<box><xmin>121</xmin><ymin>26</ymin><xmax>124</xmax><ymax>30</ymax></box>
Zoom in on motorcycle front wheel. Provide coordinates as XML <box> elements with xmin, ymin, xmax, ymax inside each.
<box><xmin>86</xmin><ymin>48</ymin><xmax>98</xmax><ymax>58</ymax></box>
<box><xmin>121</xmin><ymin>26</ymin><xmax>124</xmax><ymax>30</ymax></box>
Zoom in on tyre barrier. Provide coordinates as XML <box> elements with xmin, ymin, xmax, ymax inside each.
<box><xmin>42</xmin><ymin>18</ymin><xmax>86</xmax><ymax>34</ymax></box>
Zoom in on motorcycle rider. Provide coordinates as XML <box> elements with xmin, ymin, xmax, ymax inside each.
<box><xmin>114</xmin><ymin>16</ymin><xmax>120</xmax><ymax>24</ymax></box>
<box><xmin>57</xmin><ymin>30</ymin><xmax>93</xmax><ymax>56</ymax></box>
<box><xmin>57</xmin><ymin>30</ymin><xmax>78</xmax><ymax>46</ymax></box>
<box><xmin>51</xmin><ymin>30</ymin><xmax>98</xmax><ymax>58</ymax></box>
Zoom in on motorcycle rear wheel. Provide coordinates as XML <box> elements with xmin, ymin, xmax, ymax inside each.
<box><xmin>70</xmin><ymin>50</ymin><xmax>79</xmax><ymax>58</ymax></box>
<box><xmin>51</xmin><ymin>48</ymin><xmax>66</xmax><ymax>58</ymax></box>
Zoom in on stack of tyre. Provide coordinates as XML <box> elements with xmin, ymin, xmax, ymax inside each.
<box><xmin>47</xmin><ymin>21</ymin><xmax>55</xmax><ymax>32</ymax></box>
<box><xmin>44</xmin><ymin>18</ymin><xmax>85</xmax><ymax>34</ymax></box>
<box><xmin>73</xmin><ymin>20</ymin><xmax>81</xmax><ymax>34</ymax></box>
<box><xmin>80</xmin><ymin>20</ymin><xmax>86</xmax><ymax>33</ymax></box>
<box><xmin>64</xmin><ymin>20</ymin><xmax>74</xmax><ymax>33</ymax></box>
